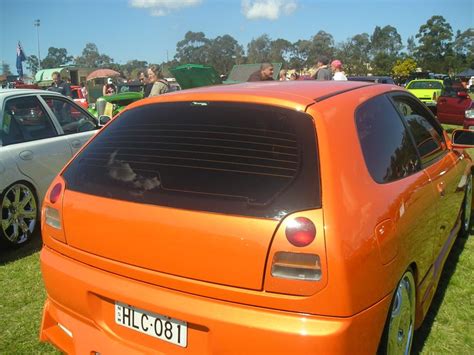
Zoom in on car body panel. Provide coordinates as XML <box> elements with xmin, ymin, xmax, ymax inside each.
<box><xmin>406</xmin><ymin>79</ymin><xmax>444</xmax><ymax>107</ymax></box>
<box><xmin>40</xmin><ymin>81</ymin><xmax>472</xmax><ymax>353</ymax></box>
<box><xmin>437</xmin><ymin>89</ymin><xmax>473</xmax><ymax>125</ymax></box>
<box><xmin>0</xmin><ymin>89</ymin><xmax>98</xmax><ymax>206</ymax></box>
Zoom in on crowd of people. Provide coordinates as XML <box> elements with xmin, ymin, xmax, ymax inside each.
<box><xmin>247</xmin><ymin>56</ymin><xmax>348</xmax><ymax>82</ymax></box>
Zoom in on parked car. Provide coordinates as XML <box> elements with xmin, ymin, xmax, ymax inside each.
<box><xmin>437</xmin><ymin>85</ymin><xmax>473</xmax><ymax>126</ymax></box>
<box><xmin>70</xmin><ymin>85</ymin><xmax>89</xmax><ymax>110</ymax></box>
<box><xmin>347</xmin><ymin>76</ymin><xmax>395</xmax><ymax>84</ymax></box>
<box><xmin>0</xmin><ymin>89</ymin><xmax>100</xmax><ymax>247</ymax></box>
<box><xmin>406</xmin><ymin>79</ymin><xmax>444</xmax><ymax>110</ymax></box>
<box><xmin>40</xmin><ymin>81</ymin><xmax>473</xmax><ymax>354</ymax></box>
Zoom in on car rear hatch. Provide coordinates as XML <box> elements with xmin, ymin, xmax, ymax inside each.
<box><xmin>60</xmin><ymin>101</ymin><xmax>321</xmax><ymax>290</ymax></box>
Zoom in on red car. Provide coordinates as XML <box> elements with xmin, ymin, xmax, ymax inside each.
<box><xmin>437</xmin><ymin>86</ymin><xmax>473</xmax><ymax>126</ymax></box>
<box><xmin>70</xmin><ymin>85</ymin><xmax>88</xmax><ymax>110</ymax></box>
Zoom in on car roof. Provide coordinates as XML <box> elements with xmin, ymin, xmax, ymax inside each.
<box><xmin>132</xmin><ymin>81</ymin><xmax>388</xmax><ymax>110</ymax></box>
<box><xmin>0</xmin><ymin>88</ymin><xmax>63</xmax><ymax>97</ymax></box>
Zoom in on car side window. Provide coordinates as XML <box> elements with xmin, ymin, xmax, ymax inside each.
<box><xmin>391</xmin><ymin>95</ymin><xmax>446</xmax><ymax>167</ymax></box>
<box><xmin>43</xmin><ymin>96</ymin><xmax>97</xmax><ymax>135</ymax></box>
<box><xmin>1</xmin><ymin>96</ymin><xmax>57</xmax><ymax>146</ymax></box>
<box><xmin>355</xmin><ymin>94</ymin><xmax>421</xmax><ymax>183</ymax></box>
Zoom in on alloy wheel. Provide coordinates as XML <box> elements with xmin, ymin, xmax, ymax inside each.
<box><xmin>386</xmin><ymin>271</ymin><xmax>416</xmax><ymax>355</ymax></box>
<box><xmin>1</xmin><ymin>183</ymin><xmax>37</xmax><ymax>245</ymax></box>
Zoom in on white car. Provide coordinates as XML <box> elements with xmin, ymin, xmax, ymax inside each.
<box><xmin>0</xmin><ymin>89</ymin><xmax>100</xmax><ymax>247</ymax></box>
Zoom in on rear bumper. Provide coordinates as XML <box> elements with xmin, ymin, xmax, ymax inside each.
<box><xmin>40</xmin><ymin>246</ymin><xmax>391</xmax><ymax>354</ymax></box>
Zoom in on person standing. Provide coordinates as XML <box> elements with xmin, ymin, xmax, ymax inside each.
<box><xmin>48</xmin><ymin>71</ymin><xmax>72</xmax><ymax>97</ymax></box>
<box><xmin>331</xmin><ymin>60</ymin><xmax>348</xmax><ymax>81</ymax></box>
<box><xmin>247</xmin><ymin>63</ymin><xmax>275</xmax><ymax>81</ymax></box>
<box><xmin>312</xmin><ymin>56</ymin><xmax>332</xmax><ymax>81</ymax></box>
<box><xmin>103</xmin><ymin>78</ymin><xmax>117</xmax><ymax>96</ymax></box>
<box><xmin>145</xmin><ymin>65</ymin><xmax>169</xmax><ymax>97</ymax></box>
<box><xmin>279</xmin><ymin>69</ymin><xmax>288</xmax><ymax>81</ymax></box>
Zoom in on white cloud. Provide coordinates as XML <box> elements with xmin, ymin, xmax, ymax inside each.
<box><xmin>241</xmin><ymin>0</ymin><xmax>297</xmax><ymax>20</ymax></box>
<box><xmin>130</xmin><ymin>0</ymin><xmax>202</xmax><ymax>16</ymax></box>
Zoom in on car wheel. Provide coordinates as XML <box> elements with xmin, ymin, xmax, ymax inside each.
<box><xmin>460</xmin><ymin>174</ymin><xmax>472</xmax><ymax>235</ymax></box>
<box><xmin>0</xmin><ymin>182</ymin><xmax>38</xmax><ymax>247</ymax></box>
<box><xmin>379</xmin><ymin>269</ymin><xmax>416</xmax><ymax>355</ymax></box>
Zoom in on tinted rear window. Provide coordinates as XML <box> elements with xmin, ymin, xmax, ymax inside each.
<box><xmin>63</xmin><ymin>102</ymin><xmax>320</xmax><ymax>219</ymax></box>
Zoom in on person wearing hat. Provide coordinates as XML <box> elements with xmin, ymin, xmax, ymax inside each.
<box><xmin>103</xmin><ymin>78</ymin><xmax>117</xmax><ymax>96</ymax></box>
<box><xmin>331</xmin><ymin>60</ymin><xmax>347</xmax><ymax>81</ymax></box>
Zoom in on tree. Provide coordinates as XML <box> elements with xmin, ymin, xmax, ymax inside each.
<box><xmin>392</xmin><ymin>58</ymin><xmax>417</xmax><ymax>83</ymax></box>
<box><xmin>336</xmin><ymin>33</ymin><xmax>371</xmax><ymax>75</ymax></box>
<box><xmin>370</xmin><ymin>26</ymin><xmax>402</xmax><ymax>57</ymax></box>
<box><xmin>288</xmin><ymin>40</ymin><xmax>312</xmax><ymax>71</ymax></box>
<box><xmin>40</xmin><ymin>47</ymin><xmax>73</xmax><ymax>68</ymax></box>
<box><xmin>247</xmin><ymin>34</ymin><xmax>272</xmax><ymax>63</ymax></box>
<box><xmin>309</xmin><ymin>31</ymin><xmax>335</xmax><ymax>64</ymax></box>
<box><xmin>452</xmin><ymin>28</ymin><xmax>474</xmax><ymax>70</ymax></box>
<box><xmin>1</xmin><ymin>62</ymin><xmax>12</xmax><ymax>76</ymax></box>
<box><xmin>406</xmin><ymin>36</ymin><xmax>416</xmax><ymax>57</ymax></box>
<box><xmin>414</xmin><ymin>16</ymin><xmax>453</xmax><ymax>72</ymax></box>
<box><xmin>370</xmin><ymin>26</ymin><xmax>402</xmax><ymax>75</ymax></box>
<box><xmin>75</xmin><ymin>43</ymin><xmax>114</xmax><ymax>68</ymax></box>
<box><xmin>26</xmin><ymin>55</ymin><xmax>40</xmax><ymax>75</ymax></box>
<box><xmin>174</xmin><ymin>31</ymin><xmax>211</xmax><ymax>64</ymax></box>
<box><xmin>269</xmin><ymin>38</ymin><xmax>293</xmax><ymax>66</ymax></box>
<box><xmin>207</xmin><ymin>35</ymin><xmax>244</xmax><ymax>75</ymax></box>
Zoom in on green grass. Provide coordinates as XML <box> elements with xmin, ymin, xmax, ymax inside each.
<box><xmin>0</xmin><ymin>230</ymin><xmax>473</xmax><ymax>354</ymax></box>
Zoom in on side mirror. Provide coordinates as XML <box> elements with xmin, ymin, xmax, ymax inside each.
<box><xmin>98</xmin><ymin>115</ymin><xmax>111</xmax><ymax>126</ymax></box>
<box><xmin>452</xmin><ymin>129</ymin><xmax>474</xmax><ymax>148</ymax></box>
<box><xmin>457</xmin><ymin>91</ymin><xmax>469</xmax><ymax>98</ymax></box>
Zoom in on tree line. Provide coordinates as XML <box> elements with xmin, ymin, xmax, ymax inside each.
<box><xmin>15</xmin><ymin>15</ymin><xmax>474</xmax><ymax>81</ymax></box>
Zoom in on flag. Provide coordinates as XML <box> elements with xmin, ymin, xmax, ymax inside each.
<box><xmin>16</xmin><ymin>41</ymin><xmax>26</xmax><ymax>78</ymax></box>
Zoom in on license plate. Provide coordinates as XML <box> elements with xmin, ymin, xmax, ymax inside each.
<box><xmin>115</xmin><ymin>302</ymin><xmax>187</xmax><ymax>347</ymax></box>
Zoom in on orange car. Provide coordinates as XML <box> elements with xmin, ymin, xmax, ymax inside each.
<box><xmin>39</xmin><ymin>81</ymin><xmax>473</xmax><ymax>354</ymax></box>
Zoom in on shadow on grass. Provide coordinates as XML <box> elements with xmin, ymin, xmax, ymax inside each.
<box><xmin>411</xmin><ymin>223</ymin><xmax>471</xmax><ymax>354</ymax></box>
<box><xmin>0</xmin><ymin>230</ymin><xmax>43</xmax><ymax>266</ymax></box>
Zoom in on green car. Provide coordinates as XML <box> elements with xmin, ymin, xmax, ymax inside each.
<box><xmin>406</xmin><ymin>79</ymin><xmax>444</xmax><ymax>108</ymax></box>
<box><xmin>88</xmin><ymin>84</ymin><xmax>144</xmax><ymax>118</ymax></box>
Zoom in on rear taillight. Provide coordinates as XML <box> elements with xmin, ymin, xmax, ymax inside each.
<box><xmin>285</xmin><ymin>217</ymin><xmax>316</xmax><ymax>247</ymax></box>
<box><xmin>45</xmin><ymin>207</ymin><xmax>61</xmax><ymax>229</ymax></box>
<box><xmin>43</xmin><ymin>177</ymin><xmax>65</xmax><ymax>235</ymax></box>
<box><xmin>433</xmin><ymin>92</ymin><xmax>437</xmax><ymax>101</ymax></box>
<box><xmin>49</xmin><ymin>183</ymin><xmax>62</xmax><ymax>203</ymax></box>
<box><xmin>271</xmin><ymin>252</ymin><xmax>321</xmax><ymax>281</ymax></box>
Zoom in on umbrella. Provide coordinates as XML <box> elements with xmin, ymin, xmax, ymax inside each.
<box><xmin>86</xmin><ymin>69</ymin><xmax>121</xmax><ymax>81</ymax></box>
<box><xmin>456</xmin><ymin>68</ymin><xmax>474</xmax><ymax>77</ymax></box>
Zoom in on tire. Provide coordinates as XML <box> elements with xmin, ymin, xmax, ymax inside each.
<box><xmin>378</xmin><ymin>270</ymin><xmax>416</xmax><ymax>355</ymax></box>
<box><xmin>460</xmin><ymin>174</ymin><xmax>472</xmax><ymax>236</ymax></box>
<box><xmin>0</xmin><ymin>182</ymin><xmax>38</xmax><ymax>247</ymax></box>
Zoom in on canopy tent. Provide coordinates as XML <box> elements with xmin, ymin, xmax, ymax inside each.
<box><xmin>170</xmin><ymin>64</ymin><xmax>221</xmax><ymax>89</ymax></box>
<box><xmin>456</xmin><ymin>68</ymin><xmax>474</xmax><ymax>77</ymax></box>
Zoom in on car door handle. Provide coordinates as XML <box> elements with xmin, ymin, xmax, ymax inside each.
<box><xmin>70</xmin><ymin>140</ymin><xmax>82</xmax><ymax>148</ymax></box>
<box><xmin>19</xmin><ymin>150</ymin><xmax>33</xmax><ymax>160</ymax></box>
<box><xmin>437</xmin><ymin>181</ymin><xmax>446</xmax><ymax>197</ymax></box>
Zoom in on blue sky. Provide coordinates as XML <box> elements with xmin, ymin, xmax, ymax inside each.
<box><xmin>1</xmin><ymin>0</ymin><xmax>472</xmax><ymax>76</ymax></box>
